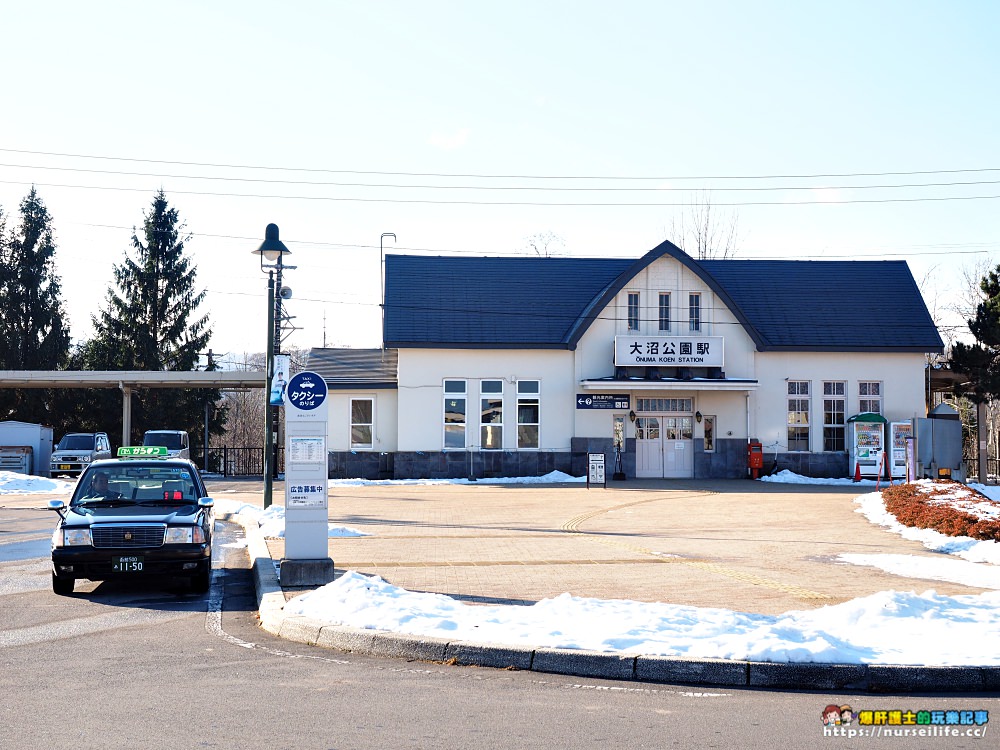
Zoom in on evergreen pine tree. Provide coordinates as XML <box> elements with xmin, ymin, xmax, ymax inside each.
<box><xmin>85</xmin><ymin>190</ymin><xmax>217</xmax><ymax>443</ymax></box>
<box><xmin>0</xmin><ymin>188</ymin><xmax>71</xmax><ymax>424</ymax></box>
<box><xmin>949</xmin><ymin>265</ymin><xmax>1000</xmax><ymax>402</ymax></box>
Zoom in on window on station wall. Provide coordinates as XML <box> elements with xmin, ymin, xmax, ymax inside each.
<box><xmin>636</xmin><ymin>397</ymin><xmax>693</xmax><ymax>413</ymax></box>
<box><xmin>703</xmin><ymin>415</ymin><xmax>716</xmax><ymax>452</ymax></box>
<box><xmin>627</xmin><ymin>292</ymin><xmax>640</xmax><ymax>331</ymax></box>
<box><xmin>689</xmin><ymin>293</ymin><xmax>701</xmax><ymax>331</ymax></box>
<box><xmin>658</xmin><ymin>292</ymin><xmax>671</xmax><ymax>331</ymax></box>
<box><xmin>517</xmin><ymin>380</ymin><xmax>540</xmax><ymax>449</ymax></box>
<box><xmin>443</xmin><ymin>380</ymin><xmax>467</xmax><ymax>449</ymax></box>
<box><xmin>351</xmin><ymin>398</ymin><xmax>374</xmax><ymax>449</ymax></box>
<box><xmin>787</xmin><ymin>380</ymin><xmax>810</xmax><ymax>451</ymax></box>
<box><xmin>823</xmin><ymin>381</ymin><xmax>846</xmax><ymax>452</ymax></box>
<box><xmin>859</xmin><ymin>381</ymin><xmax>882</xmax><ymax>414</ymax></box>
<box><xmin>480</xmin><ymin>379</ymin><xmax>504</xmax><ymax>450</ymax></box>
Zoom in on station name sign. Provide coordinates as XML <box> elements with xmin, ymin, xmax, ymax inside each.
<box><xmin>614</xmin><ymin>335</ymin><xmax>724</xmax><ymax>367</ymax></box>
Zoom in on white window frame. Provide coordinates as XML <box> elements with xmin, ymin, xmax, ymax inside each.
<box><xmin>627</xmin><ymin>292</ymin><xmax>640</xmax><ymax>331</ymax></box>
<box><xmin>703</xmin><ymin>414</ymin><xmax>716</xmax><ymax>452</ymax></box>
<box><xmin>480</xmin><ymin>379</ymin><xmax>504</xmax><ymax>451</ymax></box>
<box><xmin>443</xmin><ymin>380</ymin><xmax>467</xmax><ymax>450</ymax></box>
<box><xmin>859</xmin><ymin>381</ymin><xmax>882</xmax><ymax>414</ymax></box>
<box><xmin>822</xmin><ymin>381</ymin><xmax>846</xmax><ymax>452</ymax></box>
<box><xmin>787</xmin><ymin>380</ymin><xmax>810</xmax><ymax>451</ymax></box>
<box><xmin>658</xmin><ymin>292</ymin><xmax>671</xmax><ymax>332</ymax></box>
<box><xmin>688</xmin><ymin>293</ymin><xmax>701</xmax><ymax>332</ymax></box>
<box><xmin>350</xmin><ymin>397</ymin><xmax>374</xmax><ymax>450</ymax></box>
<box><xmin>516</xmin><ymin>380</ymin><xmax>540</xmax><ymax>449</ymax></box>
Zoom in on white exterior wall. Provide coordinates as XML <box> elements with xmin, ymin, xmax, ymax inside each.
<box><xmin>325</xmin><ymin>389</ymin><xmax>399</xmax><ymax>452</ymax></box>
<box><xmin>573</xmin><ymin>255</ymin><xmax>759</xmax><ymax>443</ymax></box>
<box><xmin>396</xmin><ymin>348</ymin><xmax>576</xmax><ymax>451</ymax></box>
<box><xmin>753</xmin><ymin>352</ymin><xmax>927</xmax><ymax>451</ymax></box>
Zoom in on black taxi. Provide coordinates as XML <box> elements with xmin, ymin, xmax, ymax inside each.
<box><xmin>48</xmin><ymin>447</ymin><xmax>214</xmax><ymax>595</ymax></box>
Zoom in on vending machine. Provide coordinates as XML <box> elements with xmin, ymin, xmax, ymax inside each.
<box><xmin>889</xmin><ymin>421</ymin><xmax>913</xmax><ymax>479</ymax></box>
<box><xmin>848</xmin><ymin>414</ymin><xmax>887</xmax><ymax>479</ymax></box>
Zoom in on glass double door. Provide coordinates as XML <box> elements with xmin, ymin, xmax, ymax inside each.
<box><xmin>635</xmin><ymin>415</ymin><xmax>694</xmax><ymax>478</ymax></box>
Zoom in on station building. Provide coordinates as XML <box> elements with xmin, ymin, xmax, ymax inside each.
<box><xmin>307</xmin><ymin>240</ymin><xmax>944</xmax><ymax>480</ymax></box>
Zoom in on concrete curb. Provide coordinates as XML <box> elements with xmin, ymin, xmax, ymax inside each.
<box><xmin>229</xmin><ymin>513</ymin><xmax>993</xmax><ymax>693</ymax></box>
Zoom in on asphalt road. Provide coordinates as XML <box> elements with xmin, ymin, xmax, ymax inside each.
<box><xmin>0</xmin><ymin>506</ymin><xmax>993</xmax><ymax>750</ymax></box>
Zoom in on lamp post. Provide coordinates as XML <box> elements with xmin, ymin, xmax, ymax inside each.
<box><xmin>253</xmin><ymin>223</ymin><xmax>291</xmax><ymax>509</ymax></box>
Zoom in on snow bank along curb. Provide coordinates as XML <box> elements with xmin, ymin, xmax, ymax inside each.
<box><xmin>228</xmin><ymin>514</ymin><xmax>1000</xmax><ymax>693</ymax></box>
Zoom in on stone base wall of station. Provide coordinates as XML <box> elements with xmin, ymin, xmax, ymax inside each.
<box><xmin>326</xmin><ymin>441</ymin><xmax>851</xmax><ymax>480</ymax></box>
<box><xmin>327</xmin><ymin>449</ymin><xmax>578</xmax><ymax>481</ymax></box>
<box><xmin>770</xmin><ymin>451</ymin><xmax>850</xmax><ymax>479</ymax></box>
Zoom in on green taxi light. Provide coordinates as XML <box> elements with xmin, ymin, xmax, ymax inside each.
<box><xmin>118</xmin><ymin>446</ymin><xmax>169</xmax><ymax>457</ymax></box>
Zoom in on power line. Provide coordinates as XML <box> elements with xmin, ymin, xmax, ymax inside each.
<box><xmin>63</xmin><ymin>221</ymin><xmax>1000</xmax><ymax>259</ymax></box>
<box><xmin>5</xmin><ymin>160</ymin><xmax>1000</xmax><ymax>192</ymax></box>
<box><xmin>3</xmin><ymin>178</ymin><xmax>1000</xmax><ymax>207</ymax></box>
<box><xmin>2</xmin><ymin>146</ymin><xmax>999</xmax><ymax>181</ymax></box>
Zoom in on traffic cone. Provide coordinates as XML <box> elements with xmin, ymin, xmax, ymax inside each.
<box><xmin>854</xmin><ymin>462</ymin><xmax>861</xmax><ymax>482</ymax></box>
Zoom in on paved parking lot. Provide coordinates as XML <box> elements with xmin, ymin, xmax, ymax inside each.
<box><xmin>206</xmin><ymin>478</ymin><xmax>989</xmax><ymax>615</ymax></box>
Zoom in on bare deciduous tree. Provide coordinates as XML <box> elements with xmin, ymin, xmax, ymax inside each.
<box><xmin>667</xmin><ymin>192</ymin><xmax>740</xmax><ymax>260</ymax></box>
<box><xmin>521</xmin><ymin>231</ymin><xmax>564</xmax><ymax>257</ymax></box>
<box><xmin>213</xmin><ymin>346</ymin><xmax>310</xmax><ymax>451</ymax></box>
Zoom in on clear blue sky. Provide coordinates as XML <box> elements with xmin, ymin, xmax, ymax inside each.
<box><xmin>2</xmin><ymin>1</ymin><xmax>998</xmax><ymax>362</ymax></box>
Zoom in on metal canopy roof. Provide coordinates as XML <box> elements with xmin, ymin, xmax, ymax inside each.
<box><xmin>0</xmin><ymin>370</ymin><xmax>266</xmax><ymax>446</ymax></box>
<box><xmin>0</xmin><ymin>370</ymin><xmax>265</xmax><ymax>388</ymax></box>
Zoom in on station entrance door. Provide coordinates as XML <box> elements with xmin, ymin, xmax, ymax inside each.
<box><xmin>635</xmin><ymin>414</ymin><xmax>694</xmax><ymax>478</ymax></box>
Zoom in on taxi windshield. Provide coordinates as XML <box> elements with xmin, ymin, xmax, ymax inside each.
<box><xmin>73</xmin><ymin>466</ymin><xmax>198</xmax><ymax>505</ymax></box>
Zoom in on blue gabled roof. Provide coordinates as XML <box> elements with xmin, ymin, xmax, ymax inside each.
<box><xmin>699</xmin><ymin>259</ymin><xmax>944</xmax><ymax>351</ymax></box>
<box><xmin>383</xmin><ymin>250</ymin><xmax>943</xmax><ymax>353</ymax></box>
<box><xmin>383</xmin><ymin>255</ymin><xmax>633</xmax><ymax>348</ymax></box>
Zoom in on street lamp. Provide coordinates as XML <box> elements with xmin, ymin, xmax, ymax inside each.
<box><xmin>253</xmin><ymin>223</ymin><xmax>291</xmax><ymax>509</ymax></box>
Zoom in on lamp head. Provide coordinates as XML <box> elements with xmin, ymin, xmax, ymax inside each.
<box><xmin>254</xmin><ymin>223</ymin><xmax>291</xmax><ymax>265</ymax></box>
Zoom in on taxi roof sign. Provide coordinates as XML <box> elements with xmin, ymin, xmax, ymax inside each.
<box><xmin>118</xmin><ymin>446</ymin><xmax>168</xmax><ymax>457</ymax></box>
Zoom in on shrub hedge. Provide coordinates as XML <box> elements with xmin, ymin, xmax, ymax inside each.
<box><xmin>881</xmin><ymin>480</ymin><xmax>1000</xmax><ymax>542</ymax></box>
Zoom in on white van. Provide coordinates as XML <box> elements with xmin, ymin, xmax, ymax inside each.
<box><xmin>142</xmin><ymin>430</ymin><xmax>191</xmax><ymax>460</ymax></box>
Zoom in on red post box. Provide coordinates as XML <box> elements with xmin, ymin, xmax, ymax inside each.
<box><xmin>748</xmin><ymin>440</ymin><xmax>764</xmax><ymax>479</ymax></box>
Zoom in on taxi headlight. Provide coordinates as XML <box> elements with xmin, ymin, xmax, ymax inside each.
<box><xmin>59</xmin><ymin>528</ymin><xmax>93</xmax><ymax>547</ymax></box>
<box><xmin>165</xmin><ymin>527</ymin><xmax>205</xmax><ymax>544</ymax></box>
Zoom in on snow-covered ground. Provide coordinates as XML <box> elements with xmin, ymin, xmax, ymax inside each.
<box><xmin>10</xmin><ymin>468</ymin><xmax>1000</xmax><ymax>665</ymax></box>
<box><xmin>222</xmin><ymin>472</ymin><xmax>1000</xmax><ymax>666</ymax></box>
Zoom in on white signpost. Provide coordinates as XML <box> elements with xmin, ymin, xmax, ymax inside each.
<box><xmin>281</xmin><ymin>371</ymin><xmax>334</xmax><ymax>585</ymax></box>
<box><xmin>587</xmin><ymin>452</ymin><xmax>606</xmax><ymax>489</ymax></box>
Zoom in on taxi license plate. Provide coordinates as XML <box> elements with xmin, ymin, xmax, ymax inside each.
<box><xmin>113</xmin><ymin>556</ymin><xmax>144</xmax><ymax>572</ymax></box>
<box><xmin>59</xmin><ymin>464</ymin><xmax>72</xmax><ymax>470</ymax></box>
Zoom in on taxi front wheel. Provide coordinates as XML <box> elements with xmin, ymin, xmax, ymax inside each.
<box><xmin>190</xmin><ymin>565</ymin><xmax>211</xmax><ymax>594</ymax></box>
<box><xmin>52</xmin><ymin>573</ymin><xmax>74</xmax><ymax>596</ymax></box>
